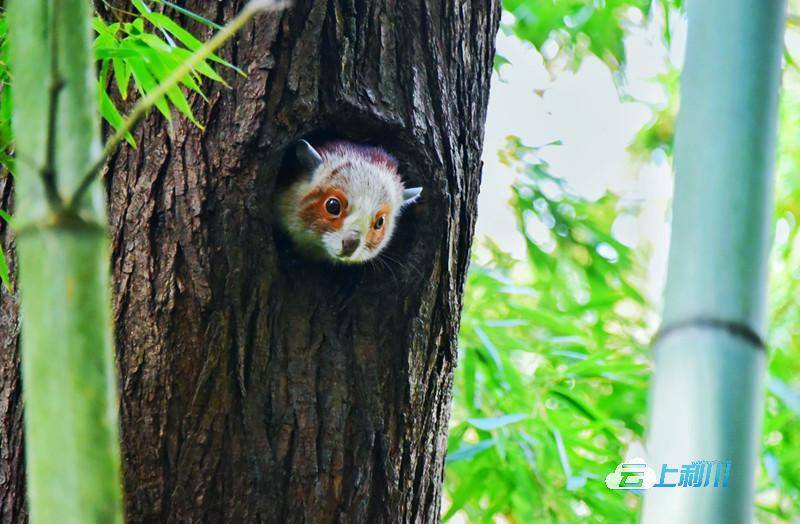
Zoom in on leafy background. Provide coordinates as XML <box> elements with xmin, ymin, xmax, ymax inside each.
<box><xmin>0</xmin><ymin>1</ymin><xmax>798</xmax><ymax>523</ymax></box>
<box><xmin>444</xmin><ymin>1</ymin><xmax>800</xmax><ymax>522</ymax></box>
<box><xmin>0</xmin><ymin>0</ymin><xmax>234</xmax><ymax>289</ymax></box>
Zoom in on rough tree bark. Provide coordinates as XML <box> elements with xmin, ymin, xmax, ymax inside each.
<box><xmin>0</xmin><ymin>0</ymin><xmax>499</xmax><ymax>521</ymax></box>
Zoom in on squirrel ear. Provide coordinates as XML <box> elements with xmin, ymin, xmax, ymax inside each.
<box><xmin>402</xmin><ymin>187</ymin><xmax>423</xmax><ymax>206</ymax></box>
<box><xmin>295</xmin><ymin>139</ymin><xmax>323</xmax><ymax>171</ymax></box>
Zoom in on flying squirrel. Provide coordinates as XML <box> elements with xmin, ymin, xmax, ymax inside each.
<box><xmin>276</xmin><ymin>140</ymin><xmax>422</xmax><ymax>263</ymax></box>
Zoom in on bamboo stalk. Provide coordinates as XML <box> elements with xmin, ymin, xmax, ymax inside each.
<box><xmin>7</xmin><ymin>0</ymin><xmax>123</xmax><ymax>521</ymax></box>
<box><xmin>5</xmin><ymin>1</ymin><xmax>287</xmax><ymax>520</ymax></box>
<box><xmin>643</xmin><ymin>1</ymin><xmax>785</xmax><ymax>522</ymax></box>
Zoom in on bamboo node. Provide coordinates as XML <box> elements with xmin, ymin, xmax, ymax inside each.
<box><xmin>652</xmin><ymin>317</ymin><xmax>766</xmax><ymax>350</ymax></box>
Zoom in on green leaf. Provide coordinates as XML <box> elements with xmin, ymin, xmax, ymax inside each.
<box><xmin>447</xmin><ymin>439</ymin><xmax>496</xmax><ymax>463</ymax></box>
<box><xmin>112</xmin><ymin>58</ymin><xmax>131</xmax><ymax>99</ymax></box>
<box><xmin>91</xmin><ymin>16</ymin><xmax>116</xmax><ymax>38</ymax></box>
<box><xmin>170</xmin><ymin>46</ymin><xmax>226</xmax><ymax>84</ymax></box>
<box><xmin>0</xmin><ymin>207</ymin><xmax>10</xmax><ymax>291</ymax></box>
<box><xmin>133</xmin><ymin>0</ymin><xmax>242</xmax><ymax>76</ymax></box>
<box><xmin>99</xmin><ymin>89</ymin><xmax>136</xmax><ymax>148</ymax></box>
<box><xmin>467</xmin><ymin>414</ymin><xmax>528</xmax><ymax>431</ymax></box>
<box><xmin>493</xmin><ymin>53</ymin><xmax>510</xmax><ymax>72</ymax></box>
<box><xmin>153</xmin><ymin>0</ymin><xmax>225</xmax><ymax>30</ymax></box>
<box><xmin>0</xmin><ymin>243</ymin><xmax>9</xmax><ymax>291</ymax></box>
<box><xmin>767</xmin><ymin>375</ymin><xmax>800</xmax><ymax>415</ymax></box>
<box><xmin>94</xmin><ymin>46</ymin><xmax>143</xmax><ymax>60</ymax></box>
<box><xmin>139</xmin><ymin>33</ymin><xmax>173</xmax><ymax>53</ymax></box>
<box><xmin>0</xmin><ymin>208</ymin><xmax>15</xmax><ymax>226</ymax></box>
<box><xmin>136</xmin><ymin>48</ymin><xmax>202</xmax><ymax>126</ymax></box>
<box><xmin>165</xmin><ymin>85</ymin><xmax>201</xmax><ymax>127</ymax></box>
<box><xmin>128</xmin><ymin>57</ymin><xmax>172</xmax><ymax>121</ymax></box>
<box><xmin>138</xmin><ymin>46</ymin><xmax>206</xmax><ymax>98</ymax></box>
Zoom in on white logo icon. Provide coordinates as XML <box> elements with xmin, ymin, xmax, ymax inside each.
<box><xmin>605</xmin><ymin>458</ymin><xmax>657</xmax><ymax>490</ymax></box>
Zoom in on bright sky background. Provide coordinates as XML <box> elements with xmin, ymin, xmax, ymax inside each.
<box><xmin>475</xmin><ymin>10</ymin><xmax>688</xmax><ymax>305</ymax></box>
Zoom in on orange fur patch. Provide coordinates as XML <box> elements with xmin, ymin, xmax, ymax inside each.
<box><xmin>299</xmin><ymin>188</ymin><xmax>349</xmax><ymax>233</ymax></box>
<box><xmin>366</xmin><ymin>205</ymin><xmax>390</xmax><ymax>249</ymax></box>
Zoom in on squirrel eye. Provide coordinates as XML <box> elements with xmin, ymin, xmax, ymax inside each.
<box><xmin>374</xmin><ymin>215</ymin><xmax>385</xmax><ymax>230</ymax></box>
<box><xmin>325</xmin><ymin>197</ymin><xmax>341</xmax><ymax>216</ymax></box>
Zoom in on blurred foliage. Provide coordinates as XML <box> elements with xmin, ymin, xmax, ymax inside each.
<box><xmin>448</xmin><ymin>1</ymin><xmax>800</xmax><ymax>523</ymax></box>
<box><xmin>445</xmin><ymin>138</ymin><xmax>651</xmax><ymax>522</ymax></box>
<box><xmin>0</xmin><ymin>1</ymin><xmax>234</xmax><ymax>290</ymax></box>
<box><xmin>0</xmin><ymin>11</ymin><xmax>9</xmax><ymax>289</ymax></box>
<box><xmin>0</xmin><ymin>13</ymin><xmax>9</xmax><ymax>171</ymax></box>
<box><xmin>446</xmin><ymin>2</ymin><xmax>670</xmax><ymax>521</ymax></box>
<box><xmin>630</xmin><ymin>67</ymin><xmax>679</xmax><ymax>158</ymax></box>
<box><xmin>501</xmin><ymin>0</ymin><xmax>682</xmax><ymax>70</ymax></box>
<box><xmin>757</xmin><ymin>62</ymin><xmax>800</xmax><ymax>522</ymax></box>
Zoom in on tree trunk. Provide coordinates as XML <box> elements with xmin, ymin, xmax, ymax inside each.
<box><xmin>0</xmin><ymin>178</ymin><xmax>24</xmax><ymax>522</ymax></box>
<box><xmin>0</xmin><ymin>0</ymin><xmax>499</xmax><ymax>521</ymax></box>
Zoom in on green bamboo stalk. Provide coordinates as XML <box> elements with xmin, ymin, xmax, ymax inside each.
<box><xmin>5</xmin><ymin>1</ymin><xmax>285</xmax><ymax>520</ymax></box>
<box><xmin>643</xmin><ymin>1</ymin><xmax>785</xmax><ymax>522</ymax></box>
<box><xmin>7</xmin><ymin>0</ymin><xmax>123</xmax><ymax>521</ymax></box>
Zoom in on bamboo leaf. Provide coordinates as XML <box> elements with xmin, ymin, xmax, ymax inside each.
<box><xmin>128</xmin><ymin>57</ymin><xmax>172</xmax><ymax>120</ymax></box>
<box><xmin>447</xmin><ymin>439</ymin><xmax>496</xmax><ymax>463</ymax></box>
<box><xmin>0</xmin><ymin>243</ymin><xmax>9</xmax><ymax>291</ymax></box>
<box><xmin>112</xmin><ymin>58</ymin><xmax>131</xmax><ymax>99</ymax></box>
<box><xmin>99</xmin><ymin>89</ymin><xmax>136</xmax><ymax>148</ymax></box>
<box><xmin>153</xmin><ymin>0</ymin><xmax>225</xmax><ymax>30</ymax></box>
<box><xmin>466</xmin><ymin>413</ymin><xmax>528</xmax><ymax>431</ymax></box>
<box><xmin>0</xmin><ymin>208</ymin><xmax>15</xmax><ymax>226</ymax></box>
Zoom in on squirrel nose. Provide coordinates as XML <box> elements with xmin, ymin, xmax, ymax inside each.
<box><xmin>340</xmin><ymin>232</ymin><xmax>361</xmax><ymax>257</ymax></box>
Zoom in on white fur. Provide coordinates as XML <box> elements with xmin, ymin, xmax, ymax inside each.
<box><xmin>277</xmin><ymin>142</ymin><xmax>418</xmax><ymax>264</ymax></box>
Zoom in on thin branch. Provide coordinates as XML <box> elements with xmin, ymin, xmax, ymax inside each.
<box><xmin>69</xmin><ymin>0</ymin><xmax>289</xmax><ymax>210</ymax></box>
<box><xmin>43</xmin><ymin>0</ymin><xmax>65</xmax><ymax>210</ymax></box>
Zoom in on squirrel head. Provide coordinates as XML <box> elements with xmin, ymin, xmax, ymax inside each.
<box><xmin>277</xmin><ymin>140</ymin><xmax>422</xmax><ymax>264</ymax></box>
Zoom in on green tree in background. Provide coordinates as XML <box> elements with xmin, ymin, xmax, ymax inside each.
<box><xmin>760</xmin><ymin>60</ymin><xmax>800</xmax><ymax>520</ymax></box>
<box><xmin>446</xmin><ymin>139</ymin><xmax>650</xmax><ymax>521</ymax></box>
<box><xmin>446</xmin><ymin>0</ymin><xmax>800</xmax><ymax>522</ymax></box>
